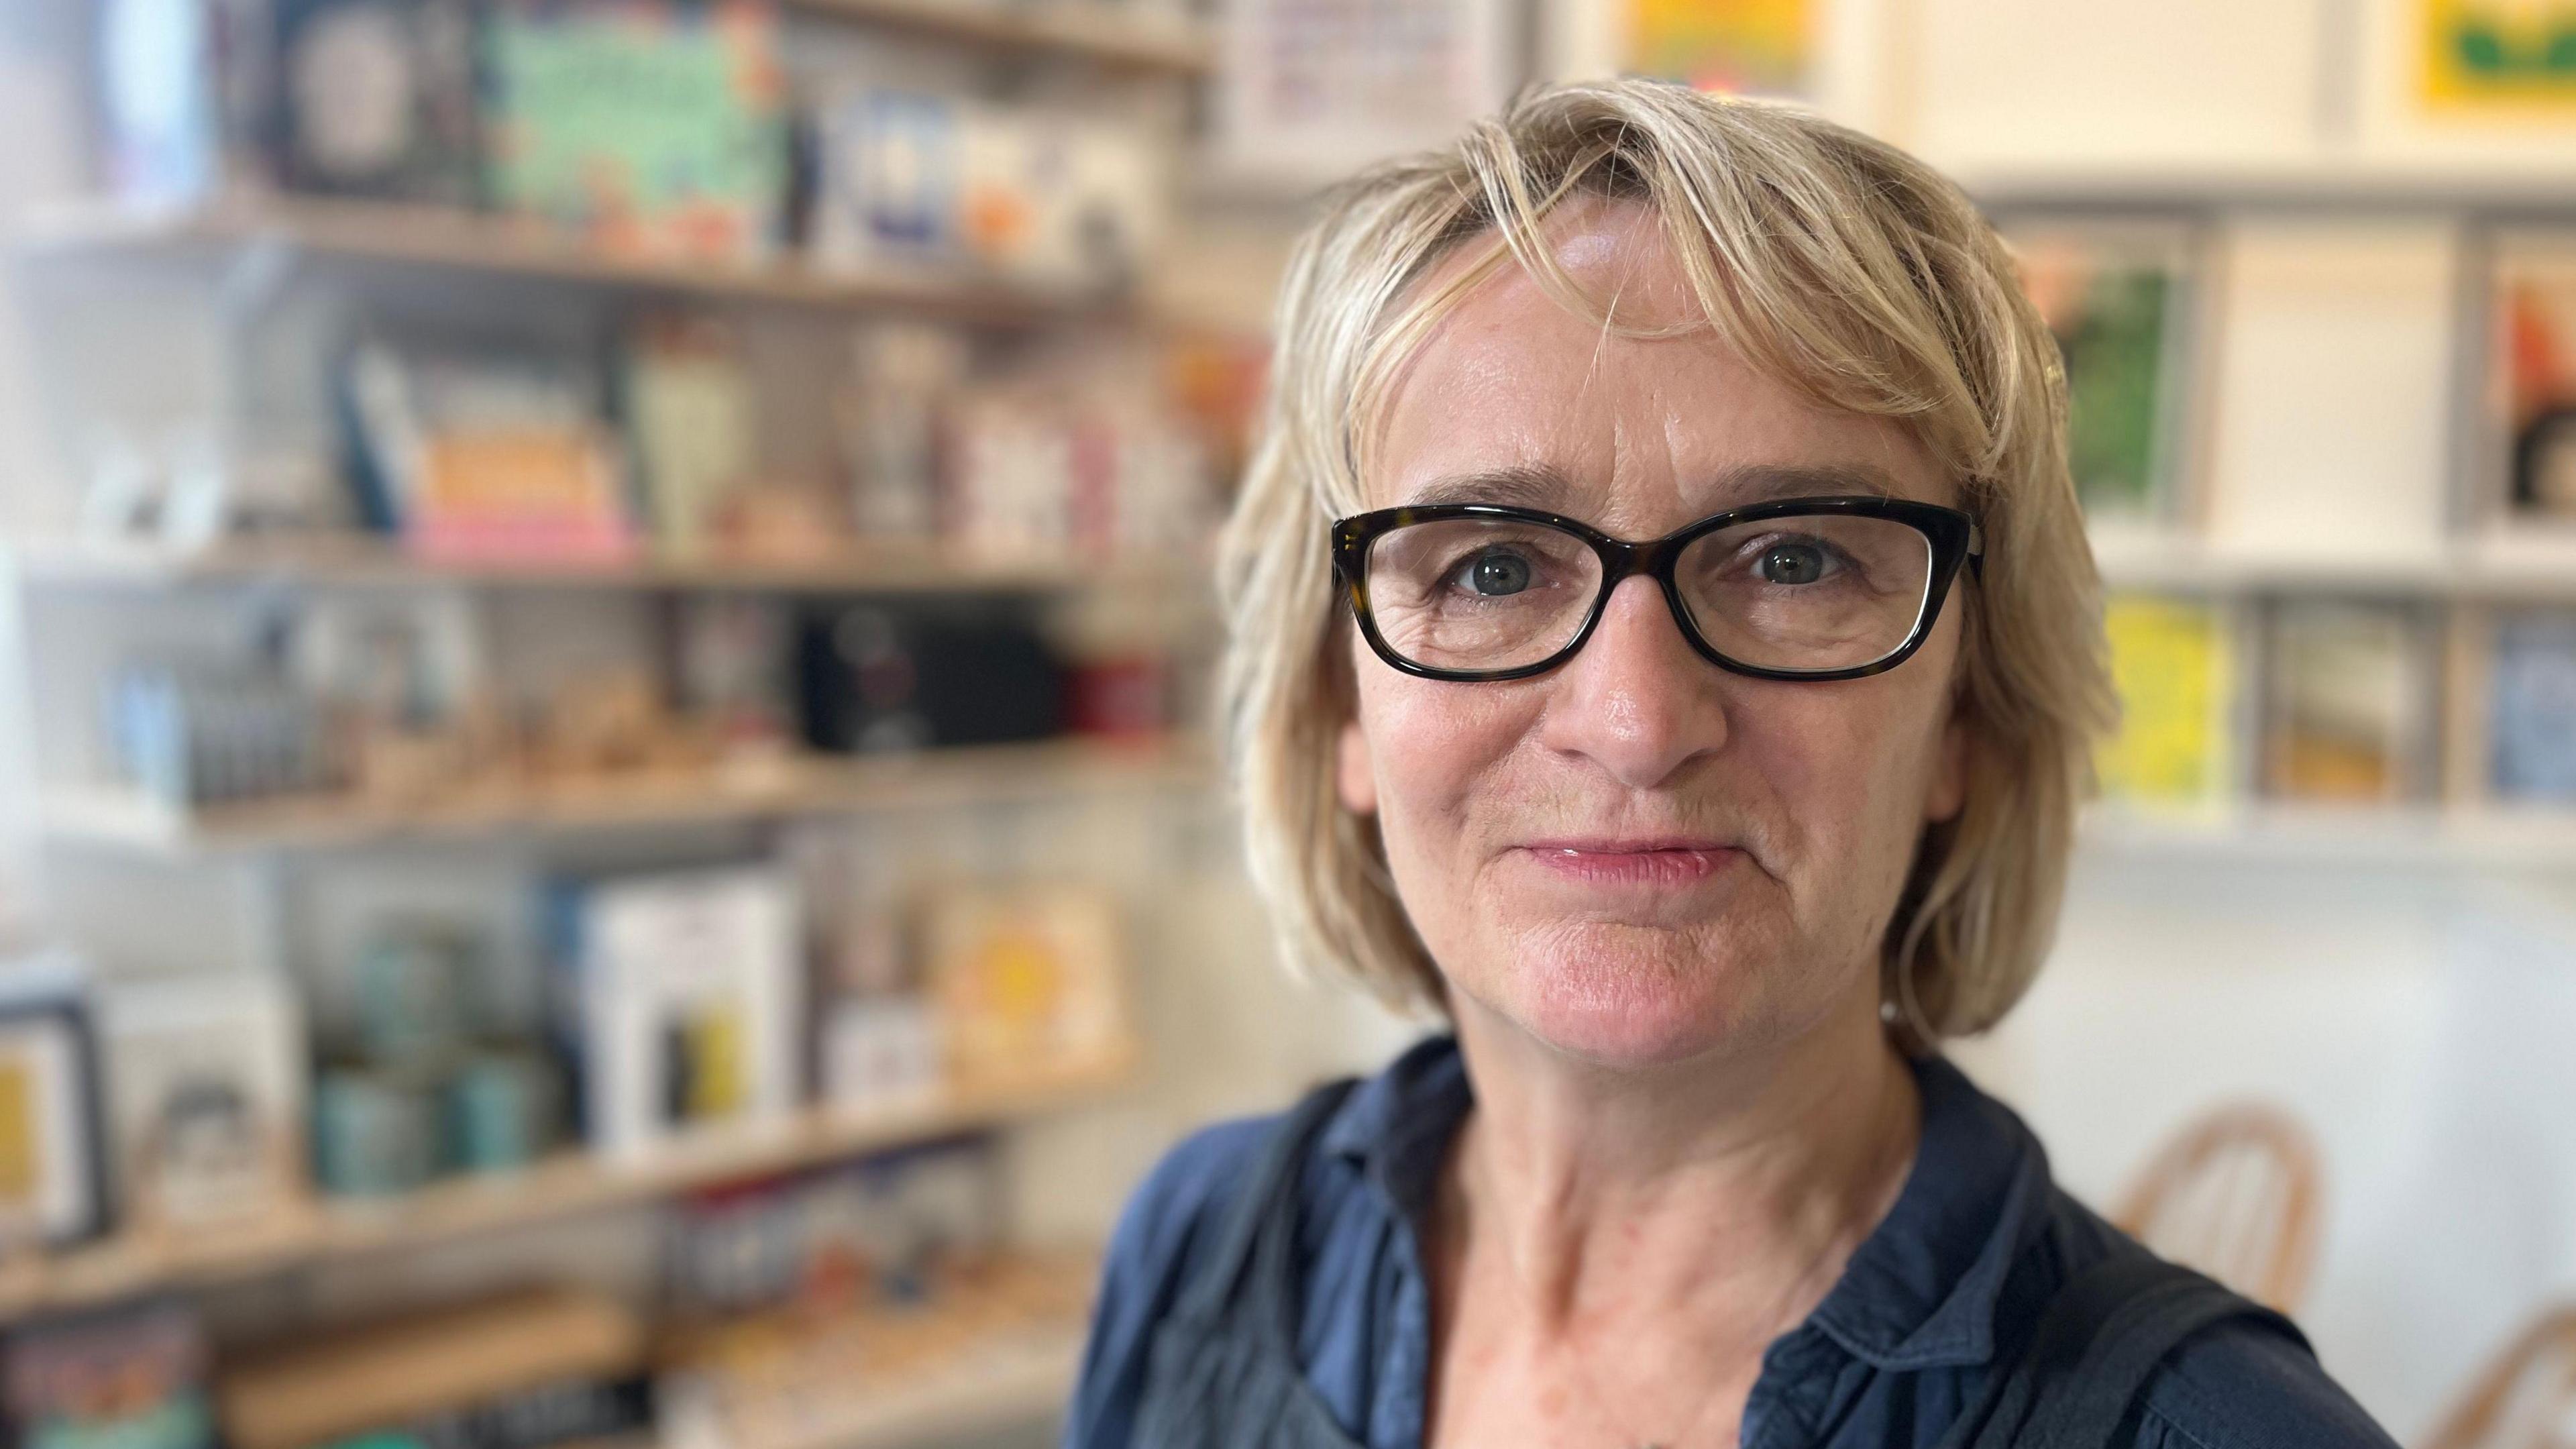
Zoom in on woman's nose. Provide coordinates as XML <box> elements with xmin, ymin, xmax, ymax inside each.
<box><xmin>1536</xmin><ymin>574</ymin><xmax>1731</xmax><ymax>789</ymax></box>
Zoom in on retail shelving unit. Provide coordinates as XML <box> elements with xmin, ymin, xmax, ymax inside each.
<box><xmin>1976</xmin><ymin>170</ymin><xmax>2576</xmax><ymax>863</ymax></box>
<box><xmin>0</xmin><ymin>3</ymin><xmax>1232</xmax><ymax>1446</ymax></box>
<box><xmin>36</xmin><ymin>735</ymin><xmax>1208</xmax><ymax>857</ymax></box>
<box><xmin>0</xmin><ymin>1045</ymin><xmax>1138</xmax><ymax>1325</ymax></box>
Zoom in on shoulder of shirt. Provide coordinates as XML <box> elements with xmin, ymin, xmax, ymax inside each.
<box><xmin>2127</xmin><ymin>1318</ymin><xmax>2400</xmax><ymax>1449</ymax></box>
<box><xmin>2020</xmin><ymin>1185</ymin><xmax>2398</xmax><ymax>1449</ymax></box>
<box><xmin>1101</xmin><ymin>1110</ymin><xmax>1288</xmax><ymax>1293</ymax></box>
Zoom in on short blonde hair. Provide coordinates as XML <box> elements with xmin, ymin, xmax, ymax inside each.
<box><xmin>1216</xmin><ymin>78</ymin><xmax>2115</xmax><ymax>1044</ymax></box>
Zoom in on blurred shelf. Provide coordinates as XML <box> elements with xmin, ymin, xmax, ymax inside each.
<box><xmin>669</xmin><ymin>1251</ymin><xmax>1097</xmax><ymax>1449</ymax></box>
<box><xmin>2090</xmin><ymin>528</ymin><xmax>2576</xmax><ymax>602</ymax></box>
<box><xmin>730</xmin><ymin>1325</ymin><xmax>1081</xmax><ymax>1449</ymax></box>
<box><xmin>787</xmin><ymin>0</ymin><xmax>1215</xmax><ymax>74</ymax></box>
<box><xmin>0</xmin><ymin>1046</ymin><xmax>1139</xmax><ymax>1325</ymax></box>
<box><xmin>2079</xmin><ymin>802</ymin><xmax>2576</xmax><ymax>869</ymax></box>
<box><xmin>16</xmin><ymin>195</ymin><xmax>1140</xmax><ymax>328</ymax></box>
<box><xmin>790</xmin><ymin>1336</ymin><xmax>1079</xmax><ymax>1449</ymax></box>
<box><xmin>1970</xmin><ymin>165</ymin><xmax>2576</xmax><ymax>216</ymax></box>
<box><xmin>6</xmin><ymin>533</ymin><xmax>1212</xmax><ymax>597</ymax></box>
<box><xmin>42</xmin><ymin>737</ymin><xmax>1212</xmax><ymax>857</ymax></box>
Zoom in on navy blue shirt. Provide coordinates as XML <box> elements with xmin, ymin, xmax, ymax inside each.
<box><xmin>1067</xmin><ymin>1032</ymin><xmax>2396</xmax><ymax>1449</ymax></box>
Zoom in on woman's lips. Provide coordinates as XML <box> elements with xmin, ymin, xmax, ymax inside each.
<box><xmin>1515</xmin><ymin>839</ymin><xmax>1744</xmax><ymax>886</ymax></box>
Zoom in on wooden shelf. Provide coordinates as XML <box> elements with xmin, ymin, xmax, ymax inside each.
<box><xmin>44</xmin><ymin>738</ymin><xmax>1212</xmax><ymax>857</ymax></box>
<box><xmin>786</xmin><ymin>0</ymin><xmax>1215</xmax><ymax>74</ymax></box>
<box><xmin>667</xmin><ymin>1252</ymin><xmax>1099</xmax><ymax>1449</ymax></box>
<box><xmin>17</xmin><ymin>195</ymin><xmax>1136</xmax><ymax>328</ymax></box>
<box><xmin>7</xmin><ymin>533</ymin><xmax>1211</xmax><ymax>597</ymax></box>
<box><xmin>729</xmin><ymin>1324</ymin><xmax>1082</xmax><ymax>1449</ymax></box>
<box><xmin>0</xmin><ymin>1048</ymin><xmax>1139</xmax><ymax>1326</ymax></box>
<box><xmin>2090</xmin><ymin>528</ymin><xmax>2576</xmax><ymax>602</ymax></box>
<box><xmin>1970</xmin><ymin>166</ymin><xmax>2576</xmax><ymax>215</ymax></box>
<box><xmin>2078</xmin><ymin>802</ymin><xmax>2576</xmax><ymax>870</ymax></box>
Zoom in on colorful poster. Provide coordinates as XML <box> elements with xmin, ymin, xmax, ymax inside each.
<box><xmin>1627</xmin><ymin>0</ymin><xmax>1811</xmax><ymax>97</ymax></box>
<box><xmin>2419</xmin><ymin>0</ymin><xmax>2576</xmax><ymax>113</ymax></box>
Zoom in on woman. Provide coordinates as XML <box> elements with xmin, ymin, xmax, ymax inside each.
<box><xmin>1068</xmin><ymin>80</ymin><xmax>2394</xmax><ymax>1449</ymax></box>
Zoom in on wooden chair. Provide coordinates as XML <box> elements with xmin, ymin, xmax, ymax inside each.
<box><xmin>2420</xmin><ymin>1307</ymin><xmax>2576</xmax><ymax>1449</ymax></box>
<box><xmin>2112</xmin><ymin>1103</ymin><xmax>2322</xmax><ymax>1314</ymax></box>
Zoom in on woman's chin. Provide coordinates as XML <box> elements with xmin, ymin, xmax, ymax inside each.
<box><xmin>1484</xmin><ymin>935</ymin><xmax>1768</xmax><ymax>1067</ymax></box>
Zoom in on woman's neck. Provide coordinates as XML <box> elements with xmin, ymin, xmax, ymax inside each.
<box><xmin>1438</xmin><ymin>987</ymin><xmax>1923</xmax><ymax>1338</ymax></box>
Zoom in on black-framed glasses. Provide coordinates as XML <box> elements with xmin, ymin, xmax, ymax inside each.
<box><xmin>1330</xmin><ymin>495</ymin><xmax>1983</xmax><ymax>683</ymax></box>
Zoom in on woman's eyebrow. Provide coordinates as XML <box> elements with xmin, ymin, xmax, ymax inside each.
<box><xmin>1712</xmin><ymin>462</ymin><xmax>1904</xmax><ymax>502</ymax></box>
<box><xmin>1397</xmin><ymin>465</ymin><xmax>1578</xmax><ymax>511</ymax></box>
<box><xmin>1395</xmin><ymin>461</ymin><xmax>1906</xmax><ymax>512</ymax></box>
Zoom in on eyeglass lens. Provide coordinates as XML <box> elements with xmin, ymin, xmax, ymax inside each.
<box><xmin>1362</xmin><ymin>513</ymin><xmax>1937</xmax><ymax>675</ymax></box>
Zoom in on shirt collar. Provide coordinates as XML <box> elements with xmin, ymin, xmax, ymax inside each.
<box><xmin>1316</xmin><ymin>1032</ymin><xmax>2051</xmax><ymax>1373</ymax></box>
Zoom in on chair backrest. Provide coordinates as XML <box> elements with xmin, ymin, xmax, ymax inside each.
<box><xmin>2421</xmin><ymin>1307</ymin><xmax>2576</xmax><ymax>1449</ymax></box>
<box><xmin>2111</xmin><ymin>1102</ymin><xmax>2322</xmax><ymax>1314</ymax></box>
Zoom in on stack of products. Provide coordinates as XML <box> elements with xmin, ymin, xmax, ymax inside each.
<box><xmin>108</xmin><ymin>657</ymin><xmax>343</xmax><ymax>810</ymax></box>
<box><xmin>811</xmin><ymin>87</ymin><xmax>1165</xmax><ymax>296</ymax></box>
<box><xmin>100</xmin><ymin>0</ymin><xmax>1175</xmax><ymax>291</ymax></box>
<box><xmin>661</xmin><ymin>1136</ymin><xmax>1005</xmax><ymax>1319</ymax></box>
<box><xmin>312</xmin><ymin>918</ymin><xmax>565</xmax><ymax>1198</ymax></box>
<box><xmin>657</xmin><ymin>1248</ymin><xmax>1097</xmax><ymax>1449</ymax></box>
<box><xmin>339</xmin><ymin>335</ymin><xmax>632</xmax><ymax>565</ymax></box>
<box><xmin>4</xmin><ymin>1302</ymin><xmax>217</xmax><ymax>1449</ymax></box>
<box><xmin>333</xmin><ymin>316</ymin><xmax>1220</xmax><ymax>570</ymax></box>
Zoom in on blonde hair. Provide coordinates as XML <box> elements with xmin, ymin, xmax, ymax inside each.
<box><xmin>1216</xmin><ymin>78</ymin><xmax>2115</xmax><ymax>1044</ymax></box>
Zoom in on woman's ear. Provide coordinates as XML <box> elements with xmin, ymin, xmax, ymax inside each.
<box><xmin>1336</xmin><ymin>718</ymin><xmax>1379</xmax><ymax>816</ymax></box>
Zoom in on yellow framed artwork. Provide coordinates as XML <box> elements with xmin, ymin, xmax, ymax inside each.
<box><xmin>2418</xmin><ymin>0</ymin><xmax>2576</xmax><ymax>114</ymax></box>
<box><xmin>1626</xmin><ymin>0</ymin><xmax>1812</xmax><ymax>97</ymax></box>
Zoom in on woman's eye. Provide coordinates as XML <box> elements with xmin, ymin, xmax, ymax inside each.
<box><xmin>1755</xmin><ymin>539</ymin><xmax>1838</xmax><ymax>586</ymax></box>
<box><xmin>1452</xmin><ymin>549</ymin><xmax>1534</xmax><ymax>597</ymax></box>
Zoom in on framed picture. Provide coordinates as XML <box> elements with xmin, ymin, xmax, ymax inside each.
<box><xmin>1212</xmin><ymin>0</ymin><xmax>1519</xmax><ymax>191</ymax></box>
<box><xmin>98</xmin><ymin>974</ymin><xmax>307</xmax><ymax>1233</ymax></box>
<box><xmin>0</xmin><ymin>986</ymin><xmax>108</xmax><ymax>1251</ymax></box>
<box><xmin>918</xmin><ymin>885</ymin><xmax>1130</xmax><ymax>1086</ymax></box>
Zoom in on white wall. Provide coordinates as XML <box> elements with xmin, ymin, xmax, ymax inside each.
<box><xmin>1955</xmin><ymin>856</ymin><xmax>2576</xmax><ymax>1440</ymax></box>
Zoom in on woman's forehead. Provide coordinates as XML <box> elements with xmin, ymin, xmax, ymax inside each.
<box><xmin>1370</xmin><ymin>224</ymin><xmax>1945</xmax><ymax>525</ymax></box>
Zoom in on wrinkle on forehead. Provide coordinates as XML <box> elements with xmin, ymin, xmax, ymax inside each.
<box><xmin>1369</xmin><ymin>213</ymin><xmax>1940</xmax><ymax>530</ymax></box>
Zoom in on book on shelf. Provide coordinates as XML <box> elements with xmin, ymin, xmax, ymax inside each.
<box><xmin>2498</xmin><ymin>242</ymin><xmax>2576</xmax><ymax>523</ymax></box>
<box><xmin>2259</xmin><ymin>600</ymin><xmax>2439</xmax><ymax>804</ymax></box>
<box><xmin>2006</xmin><ymin>222</ymin><xmax>2196</xmax><ymax>529</ymax></box>
<box><xmin>2490</xmin><ymin>610</ymin><xmax>2576</xmax><ymax>803</ymax></box>
<box><xmin>2096</xmin><ymin>594</ymin><xmax>2238</xmax><ymax>809</ymax></box>
<box><xmin>480</xmin><ymin>0</ymin><xmax>790</xmax><ymax>261</ymax></box>
<box><xmin>2202</xmin><ymin>221</ymin><xmax>2457</xmax><ymax>558</ymax></box>
<box><xmin>545</xmin><ymin>863</ymin><xmax>804</xmax><ymax>1161</ymax></box>
<box><xmin>338</xmin><ymin>335</ymin><xmax>636</xmax><ymax>564</ymax></box>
